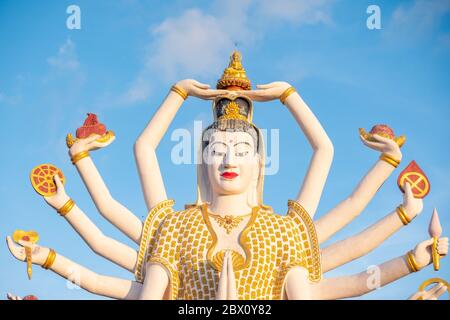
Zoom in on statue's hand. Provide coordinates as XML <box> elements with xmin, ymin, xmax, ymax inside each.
<box><xmin>216</xmin><ymin>251</ymin><xmax>228</xmax><ymax>300</ymax></box>
<box><xmin>408</xmin><ymin>282</ymin><xmax>448</xmax><ymax>300</ymax></box>
<box><xmin>216</xmin><ymin>251</ymin><xmax>238</xmax><ymax>300</ymax></box>
<box><xmin>402</xmin><ymin>182</ymin><xmax>423</xmax><ymax>218</ymax></box>
<box><xmin>6</xmin><ymin>236</ymin><xmax>49</xmax><ymax>266</ymax></box>
<box><xmin>175</xmin><ymin>79</ymin><xmax>227</xmax><ymax>100</ymax></box>
<box><xmin>359</xmin><ymin>133</ymin><xmax>402</xmax><ymax>160</ymax></box>
<box><xmin>413</xmin><ymin>237</ymin><xmax>449</xmax><ymax>269</ymax></box>
<box><xmin>6</xmin><ymin>293</ymin><xmax>23</xmax><ymax>300</ymax></box>
<box><xmin>235</xmin><ymin>81</ymin><xmax>291</xmax><ymax>102</ymax></box>
<box><xmin>226</xmin><ymin>252</ymin><xmax>238</xmax><ymax>300</ymax></box>
<box><xmin>69</xmin><ymin>133</ymin><xmax>116</xmax><ymax>157</ymax></box>
<box><xmin>43</xmin><ymin>174</ymin><xmax>70</xmax><ymax>211</ymax></box>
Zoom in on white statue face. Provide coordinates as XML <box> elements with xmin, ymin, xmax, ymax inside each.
<box><xmin>204</xmin><ymin>130</ymin><xmax>259</xmax><ymax>196</ymax></box>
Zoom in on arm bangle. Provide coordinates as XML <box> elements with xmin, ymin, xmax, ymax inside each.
<box><xmin>42</xmin><ymin>249</ymin><xmax>56</xmax><ymax>270</ymax></box>
<box><xmin>405</xmin><ymin>250</ymin><xmax>421</xmax><ymax>272</ymax></box>
<box><xmin>171</xmin><ymin>85</ymin><xmax>188</xmax><ymax>100</ymax></box>
<box><xmin>379</xmin><ymin>153</ymin><xmax>400</xmax><ymax>168</ymax></box>
<box><xmin>396</xmin><ymin>205</ymin><xmax>412</xmax><ymax>225</ymax></box>
<box><xmin>71</xmin><ymin>151</ymin><xmax>90</xmax><ymax>165</ymax></box>
<box><xmin>57</xmin><ymin>199</ymin><xmax>75</xmax><ymax>216</ymax></box>
<box><xmin>280</xmin><ymin>87</ymin><xmax>296</xmax><ymax>104</ymax></box>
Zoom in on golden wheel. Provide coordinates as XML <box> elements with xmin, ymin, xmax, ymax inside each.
<box><xmin>398</xmin><ymin>172</ymin><xmax>430</xmax><ymax>198</ymax></box>
<box><xmin>397</xmin><ymin>161</ymin><xmax>430</xmax><ymax>199</ymax></box>
<box><xmin>12</xmin><ymin>230</ymin><xmax>39</xmax><ymax>244</ymax></box>
<box><xmin>30</xmin><ymin>164</ymin><xmax>65</xmax><ymax>196</ymax></box>
<box><xmin>418</xmin><ymin>278</ymin><xmax>449</xmax><ymax>300</ymax></box>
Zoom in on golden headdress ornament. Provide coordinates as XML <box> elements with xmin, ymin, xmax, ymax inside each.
<box><xmin>216</xmin><ymin>50</ymin><xmax>252</xmax><ymax>91</ymax></box>
<box><xmin>213</xmin><ymin>50</ymin><xmax>253</xmax><ymax>123</ymax></box>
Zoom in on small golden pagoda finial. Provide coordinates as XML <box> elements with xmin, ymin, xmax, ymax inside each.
<box><xmin>216</xmin><ymin>50</ymin><xmax>252</xmax><ymax>90</ymax></box>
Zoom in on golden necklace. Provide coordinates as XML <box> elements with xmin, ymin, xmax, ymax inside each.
<box><xmin>208</xmin><ymin>213</ymin><xmax>251</xmax><ymax>234</ymax></box>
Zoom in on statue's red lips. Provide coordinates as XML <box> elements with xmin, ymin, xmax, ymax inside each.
<box><xmin>221</xmin><ymin>172</ymin><xmax>238</xmax><ymax>179</ymax></box>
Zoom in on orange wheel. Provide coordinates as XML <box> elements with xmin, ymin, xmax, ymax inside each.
<box><xmin>29</xmin><ymin>164</ymin><xmax>65</xmax><ymax>196</ymax></box>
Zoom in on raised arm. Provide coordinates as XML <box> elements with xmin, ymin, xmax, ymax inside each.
<box><xmin>69</xmin><ymin>135</ymin><xmax>143</xmax><ymax>243</ymax></box>
<box><xmin>313</xmin><ymin>236</ymin><xmax>448</xmax><ymax>299</ymax></box>
<box><xmin>43</xmin><ymin>175</ymin><xmax>138</xmax><ymax>272</ymax></box>
<box><xmin>237</xmin><ymin>82</ymin><xmax>333</xmax><ymax>217</ymax></box>
<box><xmin>6</xmin><ymin>237</ymin><xmax>142</xmax><ymax>300</ymax></box>
<box><xmin>134</xmin><ymin>80</ymin><xmax>227</xmax><ymax>210</ymax></box>
<box><xmin>315</xmin><ymin>133</ymin><xmax>403</xmax><ymax>243</ymax></box>
<box><xmin>321</xmin><ymin>182</ymin><xmax>422</xmax><ymax>272</ymax></box>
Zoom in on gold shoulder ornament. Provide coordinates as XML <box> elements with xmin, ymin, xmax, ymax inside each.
<box><xmin>135</xmin><ymin>199</ymin><xmax>175</xmax><ymax>283</ymax></box>
<box><xmin>286</xmin><ymin>200</ymin><xmax>322</xmax><ymax>282</ymax></box>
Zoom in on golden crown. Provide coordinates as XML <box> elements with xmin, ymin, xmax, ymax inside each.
<box><xmin>216</xmin><ymin>50</ymin><xmax>252</xmax><ymax>90</ymax></box>
<box><xmin>213</xmin><ymin>51</ymin><xmax>253</xmax><ymax>123</ymax></box>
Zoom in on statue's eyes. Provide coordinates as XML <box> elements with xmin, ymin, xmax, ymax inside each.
<box><xmin>235</xmin><ymin>151</ymin><xmax>249</xmax><ymax>157</ymax></box>
<box><xmin>212</xmin><ymin>149</ymin><xmax>225</xmax><ymax>157</ymax></box>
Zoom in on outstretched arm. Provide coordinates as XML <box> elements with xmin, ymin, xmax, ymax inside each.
<box><xmin>6</xmin><ymin>237</ymin><xmax>141</xmax><ymax>300</ymax></box>
<box><xmin>237</xmin><ymin>82</ymin><xmax>333</xmax><ymax>218</ymax></box>
<box><xmin>315</xmin><ymin>134</ymin><xmax>403</xmax><ymax>243</ymax></box>
<box><xmin>135</xmin><ymin>80</ymin><xmax>227</xmax><ymax>210</ymax></box>
<box><xmin>321</xmin><ymin>182</ymin><xmax>422</xmax><ymax>272</ymax></box>
<box><xmin>313</xmin><ymin>237</ymin><xmax>448</xmax><ymax>299</ymax></box>
<box><xmin>69</xmin><ymin>135</ymin><xmax>143</xmax><ymax>243</ymax></box>
<box><xmin>44</xmin><ymin>175</ymin><xmax>138</xmax><ymax>272</ymax></box>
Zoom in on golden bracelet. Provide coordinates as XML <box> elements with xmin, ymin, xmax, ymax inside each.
<box><xmin>57</xmin><ymin>199</ymin><xmax>75</xmax><ymax>217</ymax></box>
<box><xmin>406</xmin><ymin>250</ymin><xmax>421</xmax><ymax>272</ymax></box>
<box><xmin>396</xmin><ymin>205</ymin><xmax>412</xmax><ymax>225</ymax></box>
<box><xmin>379</xmin><ymin>153</ymin><xmax>400</xmax><ymax>168</ymax></box>
<box><xmin>279</xmin><ymin>87</ymin><xmax>296</xmax><ymax>104</ymax></box>
<box><xmin>71</xmin><ymin>150</ymin><xmax>90</xmax><ymax>165</ymax></box>
<box><xmin>171</xmin><ymin>85</ymin><xmax>188</xmax><ymax>100</ymax></box>
<box><xmin>42</xmin><ymin>249</ymin><xmax>56</xmax><ymax>269</ymax></box>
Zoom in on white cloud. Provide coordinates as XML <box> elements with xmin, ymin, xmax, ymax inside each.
<box><xmin>147</xmin><ymin>9</ymin><xmax>234</xmax><ymax>80</ymax></box>
<box><xmin>119</xmin><ymin>74</ymin><xmax>152</xmax><ymax>105</ymax></box>
<box><xmin>386</xmin><ymin>0</ymin><xmax>450</xmax><ymax>44</ymax></box>
<box><xmin>123</xmin><ymin>2</ymin><xmax>252</xmax><ymax>104</ymax></box>
<box><xmin>120</xmin><ymin>0</ymin><xmax>334</xmax><ymax>105</ymax></box>
<box><xmin>47</xmin><ymin>38</ymin><xmax>80</xmax><ymax>71</ymax></box>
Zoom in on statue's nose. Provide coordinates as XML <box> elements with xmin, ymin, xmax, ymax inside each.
<box><xmin>223</xmin><ymin>156</ymin><xmax>237</xmax><ymax>169</ymax></box>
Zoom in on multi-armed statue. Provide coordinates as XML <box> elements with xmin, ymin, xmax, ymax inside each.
<box><xmin>7</xmin><ymin>51</ymin><xmax>449</xmax><ymax>300</ymax></box>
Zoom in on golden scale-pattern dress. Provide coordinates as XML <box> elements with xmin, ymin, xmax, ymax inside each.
<box><xmin>135</xmin><ymin>199</ymin><xmax>321</xmax><ymax>300</ymax></box>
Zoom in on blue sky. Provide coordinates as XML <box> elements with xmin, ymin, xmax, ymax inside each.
<box><xmin>1</xmin><ymin>0</ymin><xmax>450</xmax><ymax>300</ymax></box>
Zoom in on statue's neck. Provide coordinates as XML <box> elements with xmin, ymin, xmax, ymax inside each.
<box><xmin>209</xmin><ymin>193</ymin><xmax>253</xmax><ymax>216</ymax></box>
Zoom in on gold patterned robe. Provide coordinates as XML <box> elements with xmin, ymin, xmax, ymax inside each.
<box><xmin>135</xmin><ymin>199</ymin><xmax>321</xmax><ymax>300</ymax></box>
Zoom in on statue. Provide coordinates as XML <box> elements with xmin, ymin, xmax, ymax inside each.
<box><xmin>6</xmin><ymin>51</ymin><xmax>448</xmax><ymax>300</ymax></box>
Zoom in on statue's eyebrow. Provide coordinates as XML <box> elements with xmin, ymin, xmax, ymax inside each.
<box><xmin>234</xmin><ymin>142</ymin><xmax>252</xmax><ymax>148</ymax></box>
<box><xmin>210</xmin><ymin>141</ymin><xmax>228</xmax><ymax>148</ymax></box>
